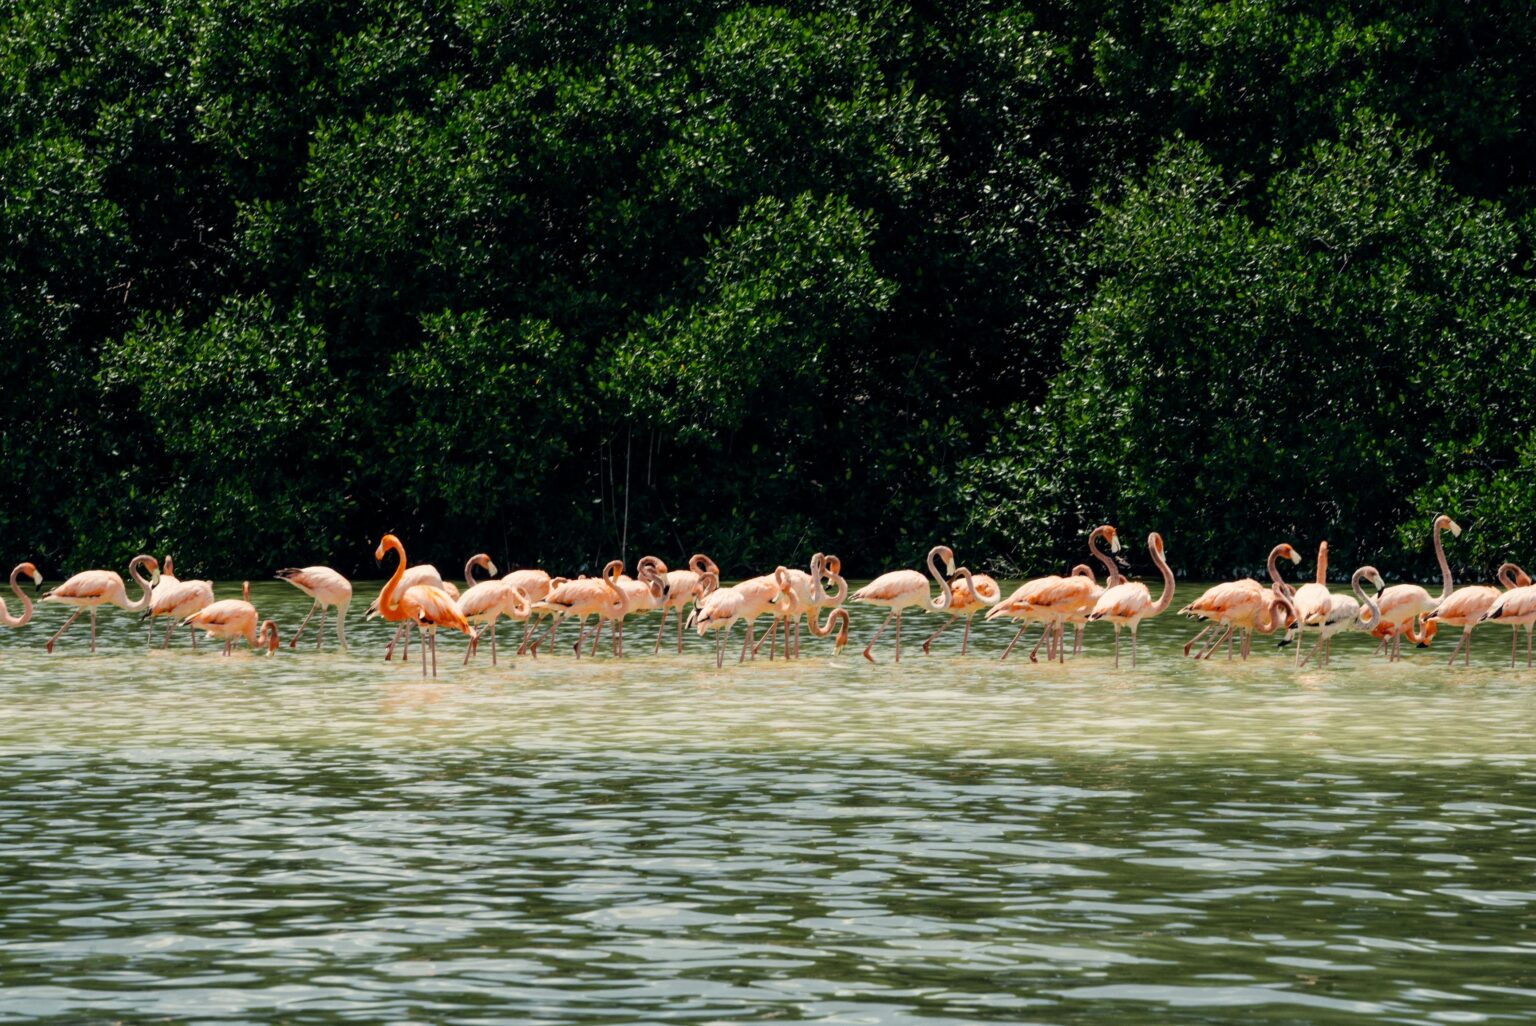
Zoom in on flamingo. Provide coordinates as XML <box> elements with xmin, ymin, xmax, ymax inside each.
<box><xmin>654</xmin><ymin>554</ymin><xmax>719</xmax><ymax>654</ymax></box>
<box><xmin>42</xmin><ymin>554</ymin><xmax>160</xmax><ymax>653</ymax></box>
<box><xmin>1296</xmin><ymin>566</ymin><xmax>1385</xmax><ymax>668</ymax></box>
<box><xmin>275</xmin><ymin>565</ymin><xmax>352</xmax><ymax>649</ymax></box>
<box><xmin>603</xmin><ymin>557</ymin><xmax>667</xmax><ymax>657</ymax></box>
<box><xmin>530</xmin><ymin>562</ymin><xmax>627</xmax><ymax>658</ymax></box>
<box><xmin>1061</xmin><ymin>525</ymin><xmax>1126</xmax><ymax>657</ymax></box>
<box><xmin>456</xmin><ymin>554</ymin><xmax>531</xmax><ymax>666</ymax></box>
<box><xmin>1367</xmin><ymin>515</ymin><xmax>1459</xmax><ymax>662</ymax></box>
<box><xmin>1432</xmin><ymin>561</ymin><xmax>1533</xmax><ymax>667</ymax></box>
<box><xmin>986</xmin><ymin>564</ymin><xmax>1099</xmax><ymax>663</ymax></box>
<box><xmin>1290</xmin><ymin>542</ymin><xmax>1332</xmax><ymax>664</ymax></box>
<box><xmin>0</xmin><ymin>562</ymin><xmax>43</xmax><ymax>632</ymax></box>
<box><xmin>143</xmin><ymin>557</ymin><xmax>215</xmax><ymax>649</ymax></box>
<box><xmin>1178</xmin><ymin>543</ymin><xmax>1300</xmax><ymax>660</ymax></box>
<box><xmin>1479</xmin><ymin>565</ymin><xmax>1536</xmax><ymax>667</ymax></box>
<box><xmin>850</xmin><ymin>545</ymin><xmax>961</xmax><ymax>662</ymax></box>
<box><xmin>694</xmin><ymin>569</ymin><xmax>795</xmax><ymax>666</ymax></box>
<box><xmin>181</xmin><ymin>581</ymin><xmax>280</xmax><ymax>656</ymax></box>
<box><xmin>1087</xmin><ymin>532</ymin><xmax>1176</xmax><ymax>668</ymax></box>
<box><xmin>501</xmin><ymin>567</ymin><xmax>553</xmax><ymax>653</ymax></box>
<box><xmin>145</xmin><ymin>554</ymin><xmax>179</xmax><ymax>642</ymax></box>
<box><xmin>374</xmin><ymin>534</ymin><xmax>474</xmax><ymax>677</ymax></box>
<box><xmin>921</xmin><ymin>570</ymin><xmax>1000</xmax><ymax>655</ymax></box>
<box><xmin>366</xmin><ymin>561</ymin><xmax>456</xmax><ymax>661</ymax></box>
<box><xmin>692</xmin><ymin>572</ymin><xmax>747</xmax><ymax>668</ymax></box>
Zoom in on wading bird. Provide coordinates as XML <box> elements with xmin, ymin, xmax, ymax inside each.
<box><xmin>1290</xmin><ymin>542</ymin><xmax>1332</xmax><ymax>664</ymax></box>
<box><xmin>921</xmin><ymin>569</ymin><xmax>1000</xmax><ymax>655</ymax></box>
<box><xmin>654</xmin><ymin>554</ymin><xmax>719</xmax><ymax>654</ymax></box>
<box><xmin>366</xmin><ymin>561</ymin><xmax>456</xmax><ymax>661</ymax></box>
<box><xmin>987</xmin><ymin>565</ymin><xmax>1098</xmax><ymax>664</ymax></box>
<box><xmin>181</xmin><ymin>581</ymin><xmax>280</xmax><ymax>656</ymax></box>
<box><xmin>456</xmin><ymin>554</ymin><xmax>531</xmax><ymax>666</ymax></box>
<box><xmin>1088</xmin><ymin>532</ymin><xmax>1176</xmax><ymax>668</ymax></box>
<box><xmin>276</xmin><ymin>565</ymin><xmax>352</xmax><ymax>650</ymax></box>
<box><xmin>1179</xmin><ymin>543</ymin><xmax>1300</xmax><ymax>661</ymax></box>
<box><xmin>374</xmin><ymin>534</ymin><xmax>473</xmax><ymax>677</ymax></box>
<box><xmin>43</xmin><ymin>555</ymin><xmax>160</xmax><ymax>653</ymax></box>
<box><xmin>1468</xmin><ymin>563</ymin><xmax>1536</xmax><ymax>667</ymax></box>
<box><xmin>531</xmin><ymin>562</ymin><xmax>627</xmax><ymax>658</ymax></box>
<box><xmin>1368</xmin><ymin>515</ymin><xmax>1459</xmax><ymax>662</ymax></box>
<box><xmin>143</xmin><ymin>557</ymin><xmax>215</xmax><ymax>649</ymax></box>
<box><xmin>1296</xmin><ymin>566</ymin><xmax>1384</xmax><ymax>668</ymax></box>
<box><xmin>850</xmin><ymin>545</ymin><xmax>965</xmax><ymax>662</ymax></box>
<box><xmin>0</xmin><ymin>562</ymin><xmax>42</xmax><ymax>632</ymax></box>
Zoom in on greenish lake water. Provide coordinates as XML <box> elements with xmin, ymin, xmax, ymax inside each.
<box><xmin>1</xmin><ymin>580</ymin><xmax>1533</xmax><ymax>1024</ymax></box>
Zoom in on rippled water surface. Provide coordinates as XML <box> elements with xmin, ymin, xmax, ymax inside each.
<box><xmin>2</xmin><ymin>580</ymin><xmax>1534</xmax><ymax>1024</ymax></box>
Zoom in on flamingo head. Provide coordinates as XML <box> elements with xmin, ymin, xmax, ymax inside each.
<box><xmin>16</xmin><ymin>563</ymin><xmax>42</xmax><ymax>589</ymax></box>
<box><xmin>1276</xmin><ymin>544</ymin><xmax>1301</xmax><ymax>565</ymax></box>
<box><xmin>375</xmin><ymin>533</ymin><xmax>403</xmax><ymax>562</ymax></box>
<box><xmin>1070</xmin><ymin>563</ymin><xmax>1095</xmax><ymax>581</ymax></box>
<box><xmin>163</xmin><ymin>555</ymin><xmax>174</xmax><ymax>577</ymax></box>
<box><xmin>602</xmin><ymin>560</ymin><xmax>625</xmax><ymax>585</ymax></box>
<box><xmin>1435</xmin><ymin>514</ymin><xmax>1463</xmax><ymax>538</ymax></box>
<box><xmin>1095</xmin><ymin>524</ymin><xmax>1121</xmax><ymax>553</ymax></box>
<box><xmin>934</xmin><ymin>545</ymin><xmax>956</xmax><ymax>576</ymax></box>
<box><xmin>1358</xmin><ymin>566</ymin><xmax>1385</xmax><ymax>593</ymax></box>
<box><xmin>638</xmin><ymin>555</ymin><xmax>668</xmax><ymax>577</ymax></box>
<box><xmin>825</xmin><ymin>555</ymin><xmax>842</xmax><ymax>575</ymax></box>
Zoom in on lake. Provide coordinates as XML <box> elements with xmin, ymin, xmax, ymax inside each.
<box><xmin>0</xmin><ymin>580</ymin><xmax>1532</xmax><ymax>1024</ymax></box>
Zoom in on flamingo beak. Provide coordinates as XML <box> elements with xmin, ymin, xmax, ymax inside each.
<box><xmin>30</xmin><ymin>571</ymin><xmax>42</xmax><ymax>589</ymax></box>
<box><xmin>1110</xmin><ymin>535</ymin><xmax>1122</xmax><ymax>553</ymax></box>
<box><xmin>1448</xmin><ymin>519</ymin><xmax>1463</xmax><ymax>537</ymax></box>
<box><xmin>1289</xmin><ymin>549</ymin><xmax>1301</xmax><ymax>564</ymax></box>
<box><xmin>488</xmin><ymin>561</ymin><xmax>499</xmax><ymax>577</ymax></box>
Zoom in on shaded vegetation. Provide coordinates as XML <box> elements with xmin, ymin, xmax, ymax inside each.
<box><xmin>5</xmin><ymin>0</ymin><xmax>1534</xmax><ymax>578</ymax></box>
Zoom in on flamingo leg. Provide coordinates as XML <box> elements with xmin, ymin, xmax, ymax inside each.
<box><xmin>1130</xmin><ymin>624</ymin><xmax>1139</xmax><ymax>668</ymax></box>
<box><xmin>89</xmin><ymin>607</ymin><xmax>98</xmax><ymax>653</ymax></box>
<box><xmin>1182</xmin><ymin>625</ymin><xmax>1212</xmax><ymax>657</ymax></box>
<box><xmin>46</xmin><ymin>609</ymin><xmax>84</xmax><ymax>652</ymax></box>
<box><xmin>1447</xmin><ymin>626</ymin><xmax>1473</xmax><ymax>667</ymax></box>
<box><xmin>894</xmin><ymin>611</ymin><xmax>904</xmax><ymax>663</ymax></box>
<box><xmin>1029</xmin><ymin>623</ymin><xmax>1052</xmax><ymax>662</ymax></box>
<box><xmin>316</xmin><ymin>607</ymin><xmax>326</xmax><ymax>650</ymax></box>
<box><xmin>794</xmin><ymin>616</ymin><xmax>802</xmax><ymax>659</ymax></box>
<box><xmin>963</xmin><ymin>614</ymin><xmax>973</xmax><ymax>656</ymax></box>
<box><xmin>678</xmin><ymin>608</ymin><xmax>687</xmax><ymax>654</ymax></box>
<box><xmin>654</xmin><ymin>607</ymin><xmax>670</xmax><ymax>655</ymax></box>
<box><xmin>922</xmin><ymin>615</ymin><xmax>957</xmax><ymax>655</ymax></box>
<box><xmin>1074</xmin><ymin>623</ymin><xmax>1084</xmax><ymax>656</ymax></box>
<box><xmin>864</xmin><ymin>610</ymin><xmax>897</xmax><ymax>662</ymax></box>
<box><xmin>1112</xmin><ymin>624</ymin><xmax>1122</xmax><ymax>668</ymax></box>
<box><xmin>1056</xmin><ymin>622</ymin><xmax>1067</xmax><ymax>664</ymax></box>
<box><xmin>739</xmin><ymin>619</ymin><xmax>754</xmax><ymax>664</ymax></box>
<box><xmin>1000</xmin><ymin>623</ymin><xmax>1028</xmax><ymax>662</ymax></box>
<box><xmin>161</xmin><ymin>618</ymin><xmax>177</xmax><ymax>649</ymax></box>
<box><xmin>1194</xmin><ymin>624</ymin><xmax>1228</xmax><ymax>660</ymax></box>
<box><xmin>431</xmin><ymin>628</ymin><xmax>438</xmax><ymax>678</ymax></box>
<box><xmin>1511</xmin><ymin>628</ymin><xmax>1518</xmax><ymax>668</ymax></box>
<box><xmin>490</xmin><ymin>622</ymin><xmax>498</xmax><ymax>666</ymax></box>
<box><xmin>1224</xmin><ymin>627</ymin><xmax>1235</xmax><ymax>661</ymax></box>
<box><xmin>572</xmin><ymin>616</ymin><xmax>588</xmax><ymax>658</ymax></box>
<box><xmin>290</xmin><ymin>600</ymin><xmax>320</xmax><ymax>648</ymax></box>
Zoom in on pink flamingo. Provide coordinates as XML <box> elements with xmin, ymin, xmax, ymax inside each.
<box><xmin>1367</xmin><ymin>515</ymin><xmax>1459</xmax><ymax>662</ymax></box>
<box><xmin>144</xmin><ymin>556</ymin><xmax>215</xmax><ymax>648</ymax></box>
<box><xmin>1060</xmin><ymin>526</ymin><xmax>1127</xmax><ymax>657</ymax></box>
<box><xmin>1178</xmin><ymin>543</ymin><xmax>1300</xmax><ymax>660</ymax></box>
<box><xmin>850</xmin><ymin>545</ymin><xmax>962</xmax><ymax>662</ymax></box>
<box><xmin>1289</xmin><ymin>542</ymin><xmax>1332</xmax><ymax>664</ymax></box>
<box><xmin>1426</xmin><ymin>554</ymin><xmax>1531</xmax><ymax>667</ymax></box>
<box><xmin>501</xmin><ymin>567</ymin><xmax>553</xmax><ymax>653</ymax></box>
<box><xmin>986</xmin><ymin>565</ymin><xmax>1099</xmax><ymax>663</ymax></box>
<box><xmin>530</xmin><ymin>562</ymin><xmax>627</xmax><ymax>658</ymax></box>
<box><xmin>181</xmin><ymin>582</ymin><xmax>280</xmax><ymax>656</ymax></box>
<box><xmin>0</xmin><ymin>562</ymin><xmax>43</xmax><ymax>632</ymax></box>
<box><xmin>42</xmin><ymin>554</ymin><xmax>160</xmax><ymax>653</ymax></box>
<box><xmin>456</xmin><ymin>554</ymin><xmax>531</xmax><ymax>666</ymax></box>
<box><xmin>1296</xmin><ymin>566</ymin><xmax>1384</xmax><ymax>668</ymax></box>
<box><xmin>654</xmin><ymin>554</ymin><xmax>719</xmax><ymax>654</ymax></box>
<box><xmin>694</xmin><ymin>569</ymin><xmax>795</xmax><ymax>666</ymax></box>
<box><xmin>1479</xmin><ymin>564</ymin><xmax>1536</xmax><ymax>666</ymax></box>
<box><xmin>374</xmin><ymin>534</ymin><xmax>474</xmax><ymax>677</ymax></box>
<box><xmin>1087</xmin><ymin>532</ymin><xmax>1176</xmax><ymax>668</ymax></box>
<box><xmin>603</xmin><ymin>557</ymin><xmax>667</xmax><ymax>657</ymax></box>
<box><xmin>275</xmin><ymin>565</ymin><xmax>352</xmax><ymax>649</ymax></box>
<box><xmin>921</xmin><ymin>570</ymin><xmax>1000</xmax><ymax>655</ymax></box>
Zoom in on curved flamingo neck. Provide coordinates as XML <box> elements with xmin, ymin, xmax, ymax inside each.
<box><xmin>0</xmin><ymin>566</ymin><xmax>33</xmax><ymax>627</ymax></box>
<box><xmin>124</xmin><ymin>556</ymin><xmax>156</xmax><ymax>612</ymax></box>
<box><xmin>379</xmin><ymin>538</ymin><xmax>408</xmax><ymax>617</ymax></box>
<box><xmin>1352</xmin><ymin>568</ymin><xmax>1380</xmax><ymax>626</ymax></box>
<box><xmin>604</xmin><ymin>562</ymin><xmax>629</xmax><ymax>616</ymax></box>
<box><xmin>1265</xmin><ymin>546</ymin><xmax>1295</xmax><ymax>596</ymax></box>
<box><xmin>465</xmin><ymin>555</ymin><xmax>493</xmax><ymax>587</ymax></box>
<box><xmin>1498</xmin><ymin>563</ymin><xmax>1532</xmax><ymax>590</ymax></box>
<box><xmin>925</xmin><ymin>546</ymin><xmax>954</xmax><ymax>611</ymax></box>
<box><xmin>1258</xmin><ymin>593</ymin><xmax>1295</xmax><ymax>634</ymax></box>
<box><xmin>1089</xmin><ymin>528</ymin><xmax>1123</xmax><ymax>586</ymax></box>
<box><xmin>1147</xmin><ymin>535</ymin><xmax>1175</xmax><ymax>615</ymax></box>
<box><xmin>1070</xmin><ymin>564</ymin><xmax>1095</xmax><ymax>581</ymax></box>
<box><xmin>1432</xmin><ymin>519</ymin><xmax>1454</xmax><ymax>601</ymax></box>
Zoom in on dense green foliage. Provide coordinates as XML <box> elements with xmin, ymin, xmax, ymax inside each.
<box><xmin>5</xmin><ymin>0</ymin><xmax>1534</xmax><ymax>578</ymax></box>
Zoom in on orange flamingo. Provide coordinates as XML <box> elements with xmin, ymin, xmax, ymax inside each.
<box><xmin>0</xmin><ymin>562</ymin><xmax>43</xmax><ymax>632</ymax></box>
<box><xmin>1087</xmin><ymin>532</ymin><xmax>1176</xmax><ymax>668</ymax></box>
<box><xmin>654</xmin><ymin>554</ymin><xmax>719</xmax><ymax>654</ymax></box>
<box><xmin>143</xmin><ymin>557</ymin><xmax>215</xmax><ymax>649</ymax></box>
<box><xmin>531</xmin><ymin>562</ymin><xmax>627</xmax><ymax>658</ymax></box>
<box><xmin>921</xmin><ymin>570</ymin><xmax>1000</xmax><ymax>655</ymax></box>
<box><xmin>501</xmin><ymin>567</ymin><xmax>553</xmax><ymax>653</ymax></box>
<box><xmin>1367</xmin><ymin>515</ymin><xmax>1459</xmax><ymax>662</ymax></box>
<box><xmin>1178</xmin><ymin>543</ymin><xmax>1300</xmax><ymax>660</ymax></box>
<box><xmin>275</xmin><ymin>565</ymin><xmax>353</xmax><ymax>650</ymax></box>
<box><xmin>694</xmin><ymin>569</ymin><xmax>795</xmax><ymax>666</ymax></box>
<box><xmin>366</xmin><ymin>561</ymin><xmax>456</xmax><ymax>661</ymax></box>
<box><xmin>42</xmin><ymin>554</ymin><xmax>160</xmax><ymax>653</ymax></box>
<box><xmin>457</xmin><ymin>554</ymin><xmax>531</xmax><ymax>666</ymax></box>
<box><xmin>374</xmin><ymin>534</ymin><xmax>474</xmax><ymax>677</ymax></box>
<box><xmin>850</xmin><ymin>545</ymin><xmax>961</xmax><ymax>662</ymax></box>
<box><xmin>755</xmin><ymin>553</ymin><xmax>850</xmax><ymax>660</ymax></box>
<box><xmin>181</xmin><ymin>581</ymin><xmax>280</xmax><ymax>656</ymax></box>
<box><xmin>1061</xmin><ymin>525</ymin><xmax>1126</xmax><ymax>657</ymax></box>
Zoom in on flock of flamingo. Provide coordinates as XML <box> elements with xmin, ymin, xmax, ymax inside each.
<box><xmin>2</xmin><ymin>519</ymin><xmax>1534</xmax><ymax>676</ymax></box>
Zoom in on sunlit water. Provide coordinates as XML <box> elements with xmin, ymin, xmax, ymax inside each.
<box><xmin>1</xmin><ymin>580</ymin><xmax>1533</xmax><ymax>1024</ymax></box>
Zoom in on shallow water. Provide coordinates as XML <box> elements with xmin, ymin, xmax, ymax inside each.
<box><xmin>1</xmin><ymin>580</ymin><xmax>1533</xmax><ymax>1024</ymax></box>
